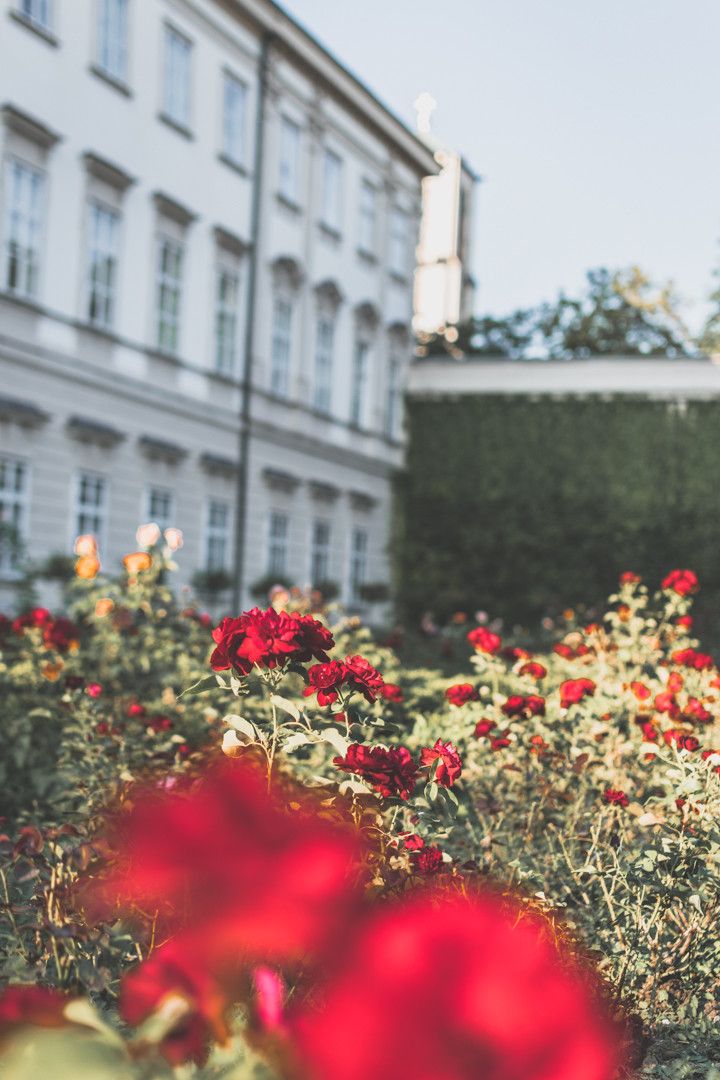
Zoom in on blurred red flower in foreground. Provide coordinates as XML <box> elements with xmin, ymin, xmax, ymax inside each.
<box><xmin>83</xmin><ymin>760</ymin><xmax>361</xmax><ymax>964</ymax></box>
<box><xmin>291</xmin><ymin>890</ymin><xmax>622</xmax><ymax>1080</ymax></box>
<box><xmin>0</xmin><ymin>986</ymin><xmax>70</xmax><ymax>1037</ymax></box>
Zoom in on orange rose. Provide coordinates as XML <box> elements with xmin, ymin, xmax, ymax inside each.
<box><xmin>123</xmin><ymin>551</ymin><xmax>152</xmax><ymax>574</ymax></box>
<box><xmin>95</xmin><ymin>598</ymin><xmax>114</xmax><ymax>617</ymax></box>
<box><xmin>74</xmin><ymin>534</ymin><xmax>97</xmax><ymax>557</ymax></box>
<box><xmin>41</xmin><ymin>660</ymin><xmax>64</xmax><ymax>681</ymax></box>
<box><xmin>75</xmin><ymin>555</ymin><xmax>100</xmax><ymax>579</ymax></box>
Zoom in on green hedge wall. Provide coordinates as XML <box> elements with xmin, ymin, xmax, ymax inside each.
<box><xmin>395</xmin><ymin>395</ymin><xmax>720</xmax><ymax>630</ymax></box>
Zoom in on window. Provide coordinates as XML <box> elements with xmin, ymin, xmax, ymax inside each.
<box><xmin>389</xmin><ymin>206</ymin><xmax>410</xmax><ymax>277</ymax></box>
<box><xmin>268</xmin><ymin>511</ymin><xmax>288</xmax><ymax>577</ymax></box>
<box><xmin>163</xmin><ymin>25</ymin><xmax>192</xmax><ymax>129</ymax></box>
<box><xmin>349</xmin><ymin>528</ymin><xmax>368</xmax><ymax>601</ymax></box>
<box><xmin>205</xmin><ymin>498</ymin><xmax>230</xmax><ymax>570</ymax></box>
<box><xmin>310</xmin><ymin>518</ymin><xmax>331</xmax><ymax>585</ymax></box>
<box><xmin>97</xmin><ymin>0</ymin><xmax>128</xmax><ymax>82</ymax></box>
<box><xmin>386</xmin><ymin>350</ymin><xmax>402</xmax><ymax>438</ymax></box>
<box><xmin>358</xmin><ymin>180</ymin><xmax>376</xmax><ymax>254</ymax></box>
<box><xmin>145</xmin><ymin>486</ymin><xmax>174</xmax><ymax>532</ymax></box>
<box><xmin>155</xmin><ymin>234</ymin><xmax>184</xmax><ymax>355</ymax></box>
<box><xmin>321</xmin><ymin>149</ymin><xmax>342</xmax><ymax>233</ymax></box>
<box><xmin>222</xmin><ymin>73</ymin><xmax>247</xmax><ymax>166</ymax></box>
<box><xmin>215</xmin><ymin>265</ymin><xmax>240</xmax><ymax>374</ymax></box>
<box><xmin>270</xmin><ymin>296</ymin><xmax>292</xmax><ymax>396</ymax></box>
<box><xmin>3</xmin><ymin>158</ymin><xmax>44</xmax><ymax>300</ymax></box>
<box><xmin>278</xmin><ymin>116</ymin><xmax>300</xmax><ymax>203</ymax></box>
<box><xmin>0</xmin><ymin>456</ymin><xmax>28</xmax><ymax>576</ymax></box>
<box><xmin>75</xmin><ymin>472</ymin><xmax>107</xmax><ymax>554</ymax></box>
<box><xmin>86</xmin><ymin>201</ymin><xmax>120</xmax><ymax>329</ymax></box>
<box><xmin>350</xmin><ymin>339</ymin><xmax>369</xmax><ymax>427</ymax></box>
<box><xmin>18</xmin><ymin>0</ymin><xmax>52</xmax><ymax>31</ymax></box>
<box><xmin>313</xmin><ymin>316</ymin><xmax>334</xmax><ymax>414</ymax></box>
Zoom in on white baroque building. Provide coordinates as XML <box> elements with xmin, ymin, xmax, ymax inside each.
<box><xmin>0</xmin><ymin>0</ymin><xmax>472</xmax><ymax>612</ymax></box>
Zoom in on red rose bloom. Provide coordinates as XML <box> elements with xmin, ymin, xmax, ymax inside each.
<box><xmin>602</xmin><ymin>788</ymin><xmax>629</xmax><ymax>808</ymax></box>
<box><xmin>683</xmin><ymin>698</ymin><xmax>713</xmax><ymax>725</ymax></box>
<box><xmin>12</xmin><ymin>607</ymin><xmax>52</xmax><ymax>635</ymax></box>
<box><xmin>620</xmin><ymin>571</ymin><xmax>641</xmax><ymax>584</ymax></box>
<box><xmin>501</xmin><ymin>694</ymin><xmax>546</xmax><ymax>719</ymax></box>
<box><xmin>85</xmin><ymin>682</ymin><xmax>103</xmax><ymax>698</ymax></box>
<box><xmin>629</xmin><ymin>681</ymin><xmax>650</xmax><ymax>701</ymax></box>
<box><xmin>333</xmin><ymin>744</ymin><xmax>418</xmax><ymax>800</ymax></box>
<box><xmin>149</xmin><ymin>713</ymin><xmax>173</xmax><ymax>732</ymax></box>
<box><xmin>342</xmin><ymin>655</ymin><xmax>384</xmax><ymax>703</ymax></box>
<box><xmin>210</xmin><ymin>608</ymin><xmax>333</xmax><ymax>674</ymax></box>
<box><xmin>518</xmin><ymin>661</ymin><xmax>547</xmax><ymax>680</ymax></box>
<box><xmin>42</xmin><ymin>616</ymin><xmax>80</xmax><ymax>653</ymax></box>
<box><xmin>654</xmin><ymin>691</ymin><xmax>679</xmax><ymax>718</ymax></box>
<box><xmin>380</xmin><ymin>682</ymin><xmax>404</xmax><ymax>703</ymax></box>
<box><xmin>467</xmin><ymin>626</ymin><xmax>502</xmax><ymax>655</ymax></box>
<box><xmin>667</xmin><ymin>671</ymin><xmax>684</xmax><ymax>693</ymax></box>
<box><xmin>304</xmin><ymin>661</ymin><xmax>346</xmax><ymax>707</ymax></box>
<box><xmin>120</xmin><ymin>939</ymin><xmax>229</xmax><ymax>1068</ymax></box>
<box><xmin>0</xmin><ymin>985</ymin><xmax>70</xmax><ymax>1035</ymax></box>
<box><xmin>445</xmin><ymin>683</ymin><xmax>480</xmax><ymax>707</ymax></box>
<box><xmin>127</xmin><ymin>702</ymin><xmax>146</xmax><ymax>718</ymax></box>
<box><xmin>553</xmin><ymin>642</ymin><xmax>590</xmax><ymax>660</ymax></box>
<box><xmin>291</xmin><ymin>890</ymin><xmax>622</xmax><ymax>1080</ymax></box>
<box><xmin>661</xmin><ymin>569</ymin><xmax>698</xmax><ymax>596</ymax></box>
<box><xmin>671</xmin><ymin>647</ymin><xmax>714</xmax><ymax>671</ymax></box>
<box><xmin>676</xmin><ymin>614</ymin><xmax>693</xmax><ymax>629</ymax></box>
<box><xmin>415</xmin><ymin>846</ymin><xmax>444</xmax><ymax>874</ymax></box>
<box><xmin>420</xmin><ymin>739</ymin><xmax>462</xmax><ymax>787</ymax></box>
<box><xmin>490</xmin><ymin>734</ymin><xmax>511</xmax><ymax>750</ymax></box>
<box><xmin>559</xmin><ymin>679</ymin><xmax>596</xmax><ymax>709</ymax></box>
<box><xmin>663</xmin><ymin>730</ymin><xmax>699</xmax><ymax>751</ymax></box>
<box><xmin>474</xmin><ymin>719</ymin><xmax>495</xmax><ymax>739</ymax></box>
<box><xmin>402</xmin><ymin>833</ymin><xmax>425</xmax><ymax>851</ymax></box>
<box><xmin>500</xmin><ymin>646</ymin><xmax>531</xmax><ymax>661</ymax></box>
<box><xmin>83</xmin><ymin>760</ymin><xmax>361</xmax><ymax>964</ymax></box>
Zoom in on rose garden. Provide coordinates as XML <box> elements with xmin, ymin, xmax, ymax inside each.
<box><xmin>0</xmin><ymin>532</ymin><xmax>718</xmax><ymax>1079</ymax></box>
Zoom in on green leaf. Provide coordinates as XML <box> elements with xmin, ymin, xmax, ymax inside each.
<box><xmin>178</xmin><ymin>674</ymin><xmax>220</xmax><ymax>698</ymax></box>
<box><xmin>223</xmin><ymin>715</ymin><xmax>259</xmax><ymax>741</ymax></box>
<box><xmin>283</xmin><ymin>732</ymin><xmax>312</xmax><ymax>753</ymax></box>
<box><xmin>270</xmin><ymin>694</ymin><xmax>301</xmax><ymax>721</ymax></box>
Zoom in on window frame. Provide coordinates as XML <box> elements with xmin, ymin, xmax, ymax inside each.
<box><xmin>3</xmin><ymin>154</ymin><xmax>46</xmax><ymax>302</ymax></box>
<box><xmin>348</xmin><ymin>526</ymin><xmax>368</xmax><ymax>603</ymax></box>
<box><xmin>358</xmin><ymin>178</ymin><xmax>377</xmax><ymax>255</ymax></box>
<box><xmin>278</xmin><ymin>115</ymin><xmax>301</xmax><ymax>204</ymax></box>
<box><xmin>85</xmin><ymin>197</ymin><xmax>121</xmax><ymax>330</ymax></box>
<box><xmin>73</xmin><ymin>470</ymin><xmax>108</xmax><ymax>556</ymax></box>
<box><xmin>214</xmin><ymin>260</ymin><xmax>241</xmax><ymax>375</ymax></box>
<box><xmin>162</xmin><ymin>23</ymin><xmax>193</xmax><ymax>131</ymax></box>
<box><xmin>313</xmin><ymin>313</ymin><xmax>335</xmax><ymax>414</ymax></box>
<box><xmin>388</xmin><ymin>205</ymin><xmax>410</xmax><ymax>278</ymax></box>
<box><xmin>221</xmin><ymin>70</ymin><xmax>248</xmax><ymax>168</ymax></box>
<box><xmin>309</xmin><ymin>517</ymin><xmax>331</xmax><ymax>586</ymax></box>
<box><xmin>18</xmin><ymin>0</ymin><xmax>53</xmax><ymax>32</ymax></box>
<box><xmin>267</xmin><ymin>509</ymin><xmax>289</xmax><ymax>577</ymax></box>
<box><xmin>144</xmin><ymin>485</ymin><xmax>175</xmax><ymax>533</ymax></box>
<box><xmin>154</xmin><ymin>229</ymin><xmax>184</xmax><ymax>356</ymax></box>
<box><xmin>269</xmin><ymin>293</ymin><xmax>293</xmax><ymax>397</ymax></box>
<box><xmin>96</xmin><ymin>0</ymin><xmax>129</xmax><ymax>84</ymax></box>
<box><xmin>0</xmin><ymin>454</ymin><xmax>30</xmax><ymax>579</ymax></box>
<box><xmin>204</xmin><ymin>497</ymin><xmax>231</xmax><ymax>571</ymax></box>
<box><xmin>350</xmin><ymin>337</ymin><xmax>370</xmax><ymax>427</ymax></box>
<box><xmin>321</xmin><ymin>147</ymin><xmax>343</xmax><ymax>234</ymax></box>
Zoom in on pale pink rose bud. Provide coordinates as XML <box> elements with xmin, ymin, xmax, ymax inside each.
<box><xmin>136</xmin><ymin>522</ymin><xmax>162</xmax><ymax>548</ymax></box>
<box><xmin>74</xmin><ymin>534</ymin><xmax>98</xmax><ymax>557</ymax></box>
<box><xmin>164</xmin><ymin>527</ymin><xmax>184</xmax><ymax>551</ymax></box>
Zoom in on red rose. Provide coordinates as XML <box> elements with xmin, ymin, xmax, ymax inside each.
<box><xmin>402</xmin><ymin>833</ymin><xmax>425</xmax><ymax>851</ymax></box>
<box><xmin>380</xmin><ymin>682</ymin><xmax>404</xmax><ymax>703</ymax></box>
<box><xmin>420</xmin><ymin>739</ymin><xmax>462</xmax><ymax>787</ymax></box>
<box><xmin>620</xmin><ymin>571</ymin><xmax>641</xmax><ymax>584</ymax></box>
<box><xmin>559</xmin><ymin>679</ymin><xmax>596</xmax><ymax>709</ymax></box>
<box><xmin>629</xmin><ymin>681</ymin><xmax>650</xmax><ymax>701</ymax></box>
<box><xmin>676</xmin><ymin>615</ymin><xmax>693</xmax><ymax>629</ymax></box>
<box><xmin>671</xmin><ymin>648</ymin><xmax>714</xmax><ymax>671</ymax></box>
<box><xmin>667</xmin><ymin>671</ymin><xmax>684</xmax><ymax>693</ymax></box>
<box><xmin>654</xmin><ymin>691</ymin><xmax>679</xmax><ymax>718</ymax></box>
<box><xmin>490</xmin><ymin>734</ymin><xmax>511</xmax><ymax>750</ymax></box>
<box><xmin>149</xmin><ymin>714</ymin><xmax>173</xmax><ymax>732</ymax></box>
<box><xmin>210</xmin><ymin>608</ymin><xmax>334</xmax><ymax>674</ymax></box>
<box><xmin>467</xmin><ymin>626</ymin><xmax>501</xmax><ymax>655</ymax></box>
<box><xmin>0</xmin><ymin>985</ymin><xmax>70</xmax><ymax>1035</ymax></box>
<box><xmin>501</xmin><ymin>694</ymin><xmax>546</xmax><ymax>719</ymax></box>
<box><xmin>303</xmin><ymin>661</ymin><xmax>346</xmax><ymax>707</ymax></box>
<box><xmin>518</xmin><ymin>661</ymin><xmax>547</xmax><ymax>680</ymax></box>
<box><xmin>683</xmin><ymin>698</ymin><xmax>713</xmax><ymax>724</ymax></box>
<box><xmin>42</xmin><ymin>616</ymin><xmax>80</xmax><ymax>653</ymax></box>
<box><xmin>290</xmin><ymin>890</ymin><xmax>622</xmax><ymax>1080</ymax></box>
<box><xmin>500</xmin><ymin>646</ymin><xmax>531</xmax><ymax>661</ymax></box>
<box><xmin>342</xmin><ymin>655</ymin><xmax>384</xmax><ymax>703</ymax></box>
<box><xmin>85</xmin><ymin>682</ymin><xmax>103</xmax><ymax>698</ymax></box>
<box><xmin>602</xmin><ymin>788</ymin><xmax>629</xmax><ymax>808</ymax></box>
<box><xmin>12</xmin><ymin>607</ymin><xmax>52</xmax><ymax>635</ymax></box>
<box><xmin>445</xmin><ymin>683</ymin><xmax>479</xmax><ymax>707</ymax></box>
<box><xmin>553</xmin><ymin>642</ymin><xmax>590</xmax><ymax>660</ymax></box>
<box><xmin>333</xmin><ymin>744</ymin><xmax>418</xmax><ymax>800</ymax></box>
<box><xmin>474</xmin><ymin>719</ymin><xmax>496</xmax><ymax>739</ymax></box>
<box><xmin>83</xmin><ymin>760</ymin><xmax>361</xmax><ymax>964</ymax></box>
<box><xmin>415</xmin><ymin>846</ymin><xmax>444</xmax><ymax>874</ymax></box>
<box><xmin>661</xmin><ymin>569</ymin><xmax>698</xmax><ymax>596</ymax></box>
<box><xmin>663</xmin><ymin>730</ymin><xmax>699</xmax><ymax>751</ymax></box>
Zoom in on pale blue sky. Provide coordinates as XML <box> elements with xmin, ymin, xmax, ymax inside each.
<box><xmin>285</xmin><ymin>0</ymin><xmax>720</xmax><ymax>329</ymax></box>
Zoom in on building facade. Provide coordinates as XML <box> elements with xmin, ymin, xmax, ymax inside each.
<box><xmin>0</xmin><ymin>0</ymin><xmax>449</xmax><ymax>612</ymax></box>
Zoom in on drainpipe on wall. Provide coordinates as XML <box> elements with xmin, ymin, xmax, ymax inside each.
<box><xmin>232</xmin><ymin>30</ymin><xmax>273</xmax><ymax>612</ymax></box>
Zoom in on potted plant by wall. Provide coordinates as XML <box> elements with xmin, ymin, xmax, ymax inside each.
<box><xmin>192</xmin><ymin>568</ymin><xmax>234</xmax><ymax>601</ymax></box>
<box><xmin>249</xmin><ymin>573</ymin><xmax>292</xmax><ymax>601</ymax></box>
<box><xmin>311</xmin><ymin>579</ymin><xmax>340</xmax><ymax>603</ymax></box>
